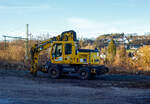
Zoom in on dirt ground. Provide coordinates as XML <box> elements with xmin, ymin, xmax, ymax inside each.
<box><xmin>0</xmin><ymin>69</ymin><xmax>150</xmax><ymax>104</ymax></box>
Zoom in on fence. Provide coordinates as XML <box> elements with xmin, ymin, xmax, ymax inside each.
<box><xmin>0</xmin><ymin>35</ymin><xmax>29</xmax><ymax>63</ymax></box>
<box><xmin>0</xmin><ymin>34</ymin><xmax>51</xmax><ymax>70</ymax></box>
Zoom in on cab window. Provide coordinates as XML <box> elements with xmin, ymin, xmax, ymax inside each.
<box><xmin>52</xmin><ymin>44</ymin><xmax>62</xmax><ymax>57</ymax></box>
<box><xmin>65</xmin><ymin>43</ymin><xmax>72</xmax><ymax>55</ymax></box>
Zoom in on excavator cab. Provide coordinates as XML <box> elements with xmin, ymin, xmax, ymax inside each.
<box><xmin>50</xmin><ymin>41</ymin><xmax>75</xmax><ymax>64</ymax></box>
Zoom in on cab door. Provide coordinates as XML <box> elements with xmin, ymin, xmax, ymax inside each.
<box><xmin>51</xmin><ymin>43</ymin><xmax>63</xmax><ymax>64</ymax></box>
<box><xmin>63</xmin><ymin>43</ymin><xmax>73</xmax><ymax>64</ymax></box>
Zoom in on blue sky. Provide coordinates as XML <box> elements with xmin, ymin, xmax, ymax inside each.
<box><xmin>0</xmin><ymin>0</ymin><xmax>150</xmax><ymax>38</ymax></box>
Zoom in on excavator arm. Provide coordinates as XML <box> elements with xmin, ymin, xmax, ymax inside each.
<box><xmin>30</xmin><ymin>37</ymin><xmax>55</xmax><ymax>76</ymax></box>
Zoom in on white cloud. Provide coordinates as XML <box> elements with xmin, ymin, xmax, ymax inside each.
<box><xmin>67</xmin><ymin>18</ymin><xmax>106</xmax><ymax>29</ymax></box>
<box><xmin>67</xmin><ymin>17</ymin><xmax>121</xmax><ymax>38</ymax></box>
<box><xmin>67</xmin><ymin>17</ymin><xmax>150</xmax><ymax>38</ymax></box>
<box><xmin>1</xmin><ymin>17</ymin><xmax>150</xmax><ymax>40</ymax></box>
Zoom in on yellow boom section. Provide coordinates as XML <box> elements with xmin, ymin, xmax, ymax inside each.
<box><xmin>30</xmin><ymin>38</ymin><xmax>53</xmax><ymax>75</ymax></box>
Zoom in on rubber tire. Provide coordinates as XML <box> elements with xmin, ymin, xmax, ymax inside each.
<box><xmin>79</xmin><ymin>68</ymin><xmax>91</xmax><ymax>80</ymax></box>
<box><xmin>48</xmin><ymin>66</ymin><xmax>61</xmax><ymax>79</ymax></box>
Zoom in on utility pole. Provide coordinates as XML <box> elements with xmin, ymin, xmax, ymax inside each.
<box><xmin>25</xmin><ymin>24</ymin><xmax>29</xmax><ymax>61</ymax></box>
<box><xmin>29</xmin><ymin>32</ymin><xmax>32</xmax><ymax>49</ymax></box>
<box><xmin>4</xmin><ymin>36</ymin><xmax>7</xmax><ymax>49</ymax></box>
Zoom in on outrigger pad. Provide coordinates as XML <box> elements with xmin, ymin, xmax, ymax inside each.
<box><xmin>60</xmin><ymin>30</ymin><xmax>77</xmax><ymax>41</ymax></box>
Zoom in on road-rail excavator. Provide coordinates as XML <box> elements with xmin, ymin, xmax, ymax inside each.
<box><xmin>30</xmin><ymin>30</ymin><xmax>108</xmax><ymax>79</ymax></box>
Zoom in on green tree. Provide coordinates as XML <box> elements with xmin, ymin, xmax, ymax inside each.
<box><xmin>107</xmin><ymin>39</ymin><xmax>116</xmax><ymax>64</ymax></box>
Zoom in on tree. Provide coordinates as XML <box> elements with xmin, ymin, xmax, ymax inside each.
<box><xmin>107</xmin><ymin>39</ymin><xmax>116</xmax><ymax>64</ymax></box>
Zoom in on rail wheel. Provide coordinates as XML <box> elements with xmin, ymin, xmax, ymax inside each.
<box><xmin>79</xmin><ymin>68</ymin><xmax>91</xmax><ymax>80</ymax></box>
<box><xmin>48</xmin><ymin>66</ymin><xmax>60</xmax><ymax>79</ymax></box>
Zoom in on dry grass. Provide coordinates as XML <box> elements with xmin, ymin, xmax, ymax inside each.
<box><xmin>0</xmin><ymin>45</ymin><xmax>25</xmax><ymax>62</ymax></box>
<box><xmin>0</xmin><ymin>40</ymin><xmax>49</xmax><ymax>70</ymax></box>
<box><xmin>107</xmin><ymin>46</ymin><xmax>150</xmax><ymax>75</ymax></box>
<box><xmin>0</xmin><ymin>41</ymin><xmax>27</xmax><ymax>70</ymax></box>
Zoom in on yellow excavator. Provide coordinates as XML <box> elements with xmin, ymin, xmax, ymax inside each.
<box><xmin>30</xmin><ymin>30</ymin><xmax>108</xmax><ymax>79</ymax></box>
